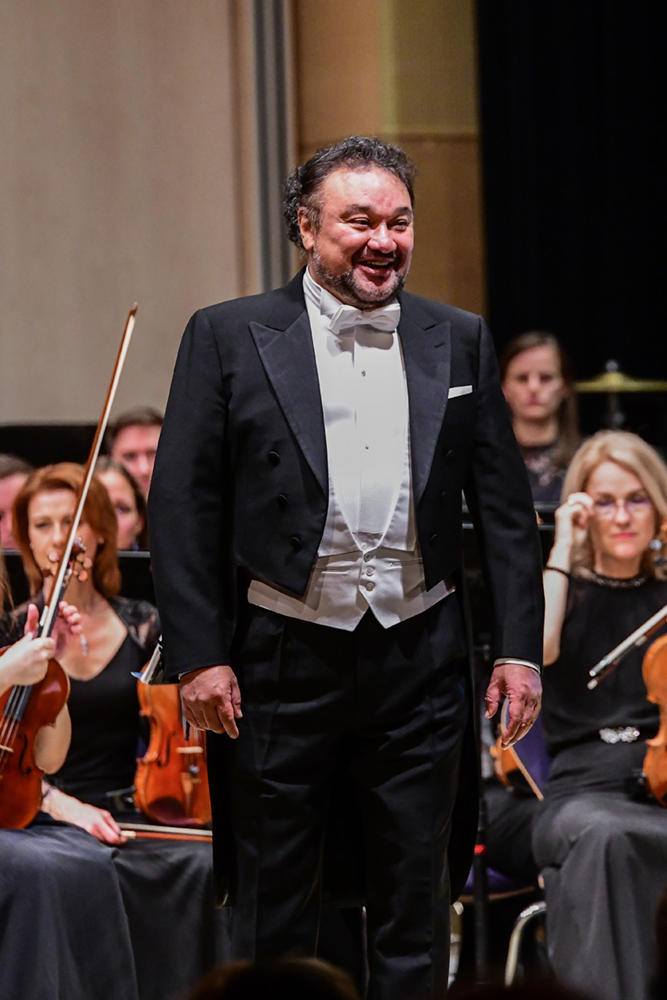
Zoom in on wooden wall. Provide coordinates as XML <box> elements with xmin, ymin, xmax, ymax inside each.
<box><xmin>293</xmin><ymin>0</ymin><xmax>485</xmax><ymax>314</ymax></box>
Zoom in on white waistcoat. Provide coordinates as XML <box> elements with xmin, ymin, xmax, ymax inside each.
<box><xmin>247</xmin><ymin>270</ymin><xmax>453</xmax><ymax>630</ymax></box>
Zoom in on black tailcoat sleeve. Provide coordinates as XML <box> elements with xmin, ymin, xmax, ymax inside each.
<box><xmin>148</xmin><ymin>307</ymin><xmax>232</xmax><ymax>676</ymax></box>
<box><xmin>463</xmin><ymin>318</ymin><xmax>544</xmax><ymax>665</ymax></box>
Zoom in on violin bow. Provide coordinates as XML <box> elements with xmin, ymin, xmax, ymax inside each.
<box><xmin>588</xmin><ymin>601</ymin><xmax>667</xmax><ymax>689</ymax></box>
<box><xmin>37</xmin><ymin>305</ymin><xmax>138</xmax><ymax>639</ymax></box>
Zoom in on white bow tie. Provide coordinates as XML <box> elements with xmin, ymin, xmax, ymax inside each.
<box><xmin>328</xmin><ymin>301</ymin><xmax>401</xmax><ymax>336</ymax></box>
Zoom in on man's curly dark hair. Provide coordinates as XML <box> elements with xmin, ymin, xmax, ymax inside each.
<box><xmin>283</xmin><ymin>136</ymin><xmax>416</xmax><ymax>250</ymax></box>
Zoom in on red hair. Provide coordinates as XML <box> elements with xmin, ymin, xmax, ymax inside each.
<box><xmin>12</xmin><ymin>463</ymin><xmax>121</xmax><ymax>598</ymax></box>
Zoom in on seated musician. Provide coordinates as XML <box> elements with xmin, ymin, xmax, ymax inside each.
<box><xmin>106</xmin><ymin>405</ymin><xmax>163</xmax><ymax>499</ymax></box>
<box><xmin>96</xmin><ymin>456</ymin><xmax>148</xmax><ymax>550</ymax></box>
<box><xmin>0</xmin><ymin>454</ymin><xmax>33</xmax><ymax>549</ymax></box>
<box><xmin>1</xmin><ymin>463</ymin><xmax>228</xmax><ymax>1000</ymax></box>
<box><xmin>534</xmin><ymin>430</ymin><xmax>667</xmax><ymax>1000</ymax></box>
<box><xmin>1</xmin><ymin>548</ymin><xmax>137</xmax><ymax>1000</ymax></box>
<box><xmin>500</xmin><ymin>332</ymin><xmax>580</xmax><ymax>504</ymax></box>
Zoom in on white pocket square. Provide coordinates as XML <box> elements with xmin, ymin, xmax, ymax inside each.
<box><xmin>448</xmin><ymin>385</ymin><xmax>473</xmax><ymax>398</ymax></box>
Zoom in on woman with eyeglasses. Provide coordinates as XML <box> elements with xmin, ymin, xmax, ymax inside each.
<box><xmin>534</xmin><ymin>430</ymin><xmax>667</xmax><ymax>1000</ymax></box>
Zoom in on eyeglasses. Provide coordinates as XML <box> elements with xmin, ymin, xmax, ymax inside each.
<box><xmin>593</xmin><ymin>495</ymin><xmax>653</xmax><ymax>518</ymax></box>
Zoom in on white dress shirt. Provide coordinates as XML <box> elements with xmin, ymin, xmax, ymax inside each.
<box><xmin>247</xmin><ymin>269</ymin><xmax>454</xmax><ymax>630</ymax></box>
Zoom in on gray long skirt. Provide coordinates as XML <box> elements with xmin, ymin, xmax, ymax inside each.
<box><xmin>0</xmin><ymin>822</ymin><xmax>138</xmax><ymax>1000</ymax></box>
<box><xmin>533</xmin><ymin>789</ymin><xmax>667</xmax><ymax>1000</ymax></box>
<box><xmin>0</xmin><ymin>817</ymin><xmax>231</xmax><ymax>1000</ymax></box>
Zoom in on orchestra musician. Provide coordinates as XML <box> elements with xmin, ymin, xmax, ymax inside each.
<box><xmin>0</xmin><ymin>544</ymin><xmax>137</xmax><ymax>1000</ymax></box>
<box><xmin>106</xmin><ymin>406</ymin><xmax>163</xmax><ymax>499</ymax></box>
<box><xmin>1</xmin><ymin>463</ymin><xmax>229</xmax><ymax>1000</ymax></box>
<box><xmin>96</xmin><ymin>456</ymin><xmax>148</xmax><ymax>549</ymax></box>
<box><xmin>0</xmin><ymin>454</ymin><xmax>33</xmax><ymax>549</ymax></box>
<box><xmin>534</xmin><ymin>430</ymin><xmax>667</xmax><ymax>1000</ymax></box>
<box><xmin>500</xmin><ymin>332</ymin><xmax>580</xmax><ymax>504</ymax></box>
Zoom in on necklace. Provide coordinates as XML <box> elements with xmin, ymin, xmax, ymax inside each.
<box><xmin>589</xmin><ymin>570</ymin><xmax>648</xmax><ymax>589</ymax></box>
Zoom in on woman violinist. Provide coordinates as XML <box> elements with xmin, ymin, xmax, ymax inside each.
<box><xmin>0</xmin><ymin>538</ymin><xmax>137</xmax><ymax>1000</ymax></box>
<box><xmin>1</xmin><ymin>463</ymin><xmax>228</xmax><ymax>1000</ymax></box>
<box><xmin>534</xmin><ymin>430</ymin><xmax>667</xmax><ymax>1000</ymax></box>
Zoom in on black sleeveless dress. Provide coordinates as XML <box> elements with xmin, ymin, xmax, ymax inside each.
<box><xmin>533</xmin><ymin>573</ymin><xmax>667</xmax><ymax>1000</ymax></box>
<box><xmin>0</xmin><ymin>596</ymin><xmax>230</xmax><ymax>1000</ymax></box>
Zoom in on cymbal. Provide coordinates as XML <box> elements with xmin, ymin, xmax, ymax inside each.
<box><xmin>575</xmin><ymin>364</ymin><xmax>667</xmax><ymax>393</ymax></box>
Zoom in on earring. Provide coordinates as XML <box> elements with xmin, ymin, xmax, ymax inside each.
<box><xmin>651</xmin><ymin>520</ymin><xmax>667</xmax><ymax>568</ymax></box>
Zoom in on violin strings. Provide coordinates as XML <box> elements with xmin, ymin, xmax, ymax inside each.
<box><xmin>0</xmin><ymin>689</ymin><xmax>22</xmax><ymax>744</ymax></box>
<box><xmin>0</xmin><ymin>685</ymin><xmax>33</xmax><ymax>765</ymax></box>
<box><xmin>0</xmin><ymin>690</ymin><xmax>21</xmax><ymax>769</ymax></box>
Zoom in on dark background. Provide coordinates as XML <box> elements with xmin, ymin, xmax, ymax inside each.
<box><xmin>476</xmin><ymin>0</ymin><xmax>667</xmax><ymax>445</ymax></box>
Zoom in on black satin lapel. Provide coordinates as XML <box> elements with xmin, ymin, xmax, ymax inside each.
<box><xmin>400</xmin><ymin>316</ymin><xmax>452</xmax><ymax>503</ymax></box>
<box><xmin>250</xmin><ymin>312</ymin><xmax>328</xmax><ymax>495</ymax></box>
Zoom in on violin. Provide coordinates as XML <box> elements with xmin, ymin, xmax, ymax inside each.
<box><xmin>0</xmin><ymin>306</ymin><xmax>137</xmax><ymax>829</ymax></box>
<box><xmin>134</xmin><ymin>648</ymin><xmax>212</xmax><ymax>827</ymax></box>
<box><xmin>0</xmin><ymin>658</ymin><xmax>70</xmax><ymax>828</ymax></box>
<box><xmin>642</xmin><ymin>634</ymin><xmax>667</xmax><ymax>805</ymax></box>
<box><xmin>590</xmin><ymin>597</ymin><xmax>667</xmax><ymax>805</ymax></box>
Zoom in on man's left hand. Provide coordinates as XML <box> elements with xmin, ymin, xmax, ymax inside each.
<box><xmin>484</xmin><ymin>663</ymin><xmax>542</xmax><ymax>749</ymax></box>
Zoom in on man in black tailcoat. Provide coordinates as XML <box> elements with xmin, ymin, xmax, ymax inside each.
<box><xmin>148</xmin><ymin>137</ymin><xmax>543</xmax><ymax>1000</ymax></box>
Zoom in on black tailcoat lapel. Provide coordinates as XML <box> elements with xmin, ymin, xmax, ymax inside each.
<box><xmin>251</xmin><ymin>282</ymin><xmax>452</xmax><ymax>506</ymax></box>
<box><xmin>249</xmin><ymin>287</ymin><xmax>328</xmax><ymax>497</ymax></box>
<box><xmin>398</xmin><ymin>301</ymin><xmax>452</xmax><ymax>504</ymax></box>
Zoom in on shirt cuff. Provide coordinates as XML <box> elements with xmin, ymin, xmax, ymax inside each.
<box><xmin>493</xmin><ymin>657</ymin><xmax>542</xmax><ymax>676</ymax></box>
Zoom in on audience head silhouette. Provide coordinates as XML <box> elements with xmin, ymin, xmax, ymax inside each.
<box><xmin>188</xmin><ymin>958</ymin><xmax>361</xmax><ymax>1000</ymax></box>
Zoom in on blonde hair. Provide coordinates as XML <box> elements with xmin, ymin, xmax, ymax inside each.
<box><xmin>562</xmin><ymin>431</ymin><xmax>667</xmax><ymax>580</ymax></box>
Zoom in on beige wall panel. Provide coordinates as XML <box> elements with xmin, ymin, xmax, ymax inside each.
<box><xmin>0</xmin><ymin>0</ymin><xmax>241</xmax><ymax>423</ymax></box>
<box><xmin>294</xmin><ymin>0</ymin><xmax>381</xmax><ymax>150</ymax></box>
<box><xmin>400</xmin><ymin>137</ymin><xmax>485</xmax><ymax>315</ymax></box>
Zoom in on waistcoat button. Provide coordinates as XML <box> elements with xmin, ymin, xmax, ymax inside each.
<box><xmin>290</xmin><ymin>535</ymin><xmax>302</xmax><ymax>552</ymax></box>
<box><xmin>430</xmin><ymin>533</ymin><xmax>438</xmax><ymax>547</ymax></box>
<box><xmin>276</xmin><ymin>494</ymin><xmax>288</xmax><ymax>510</ymax></box>
<box><xmin>268</xmin><ymin>451</ymin><xmax>280</xmax><ymax>466</ymax></box>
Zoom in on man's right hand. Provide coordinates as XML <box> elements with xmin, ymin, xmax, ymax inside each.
<box><xmin>179</xmin><ymin>665</ymin><xmax>242</xmax><ymax>738</ymax></box>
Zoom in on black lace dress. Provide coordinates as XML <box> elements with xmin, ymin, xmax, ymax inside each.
<box><xmin>520</xmin><ymin>442</ymin><xmax>566</xmax><ymax>504</ymax></box>
<box><xmin>533</xmin><ymin>574</ymin><xmax>667</xmax><ymax>1000</ymax></box>
<box><xmin>0</xmin><ymin>596</ymin><xmax>229</xmax><ymax>1000</ymax></box>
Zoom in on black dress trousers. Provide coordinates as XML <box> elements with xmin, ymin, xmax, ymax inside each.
<box><xmin>225</xmin><ymin>593</ymin><xmax>469</xmax><ymax>1000</ymax></box>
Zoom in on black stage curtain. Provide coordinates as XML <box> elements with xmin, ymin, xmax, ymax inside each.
<box><xmin>476</xmin><ymin>1</ymin><xmax>667</xmax><ymax>440</ymax></box>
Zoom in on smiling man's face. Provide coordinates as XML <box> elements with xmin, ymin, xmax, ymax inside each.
<box><xmin>298</xmin><ymin>165</ymin><xmax>414</xmax><ymax>308</ymax></box>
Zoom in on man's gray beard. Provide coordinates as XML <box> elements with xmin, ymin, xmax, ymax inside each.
<box><xmin>311</xmin><ymin>249</ymin><xmax>407</xmax><ymax>309</ymax></box>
